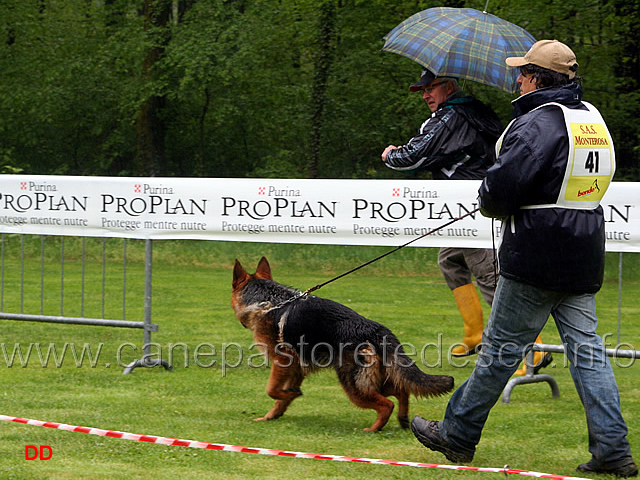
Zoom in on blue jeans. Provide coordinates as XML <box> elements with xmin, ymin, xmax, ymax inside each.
<box><xmin>440</xmin><ymin>276</ymin><xmax>633</xmax><ymax>465</ymax></box>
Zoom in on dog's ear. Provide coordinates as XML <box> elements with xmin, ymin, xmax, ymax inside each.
<box><xmin>232</xmin><ymin>259</ymin><xmax>250</xmax><ymax>289</ymax></box>
<box><xmin>255</xmin><ymin>256</ymin><xmax>273</xmax><ymax>280</ymax></box>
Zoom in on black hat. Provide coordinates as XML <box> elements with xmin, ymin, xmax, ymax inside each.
<box><xmin>409</xmin><ymin>69</ymin><xmax>437</xmax><ymax>92</ymax></box>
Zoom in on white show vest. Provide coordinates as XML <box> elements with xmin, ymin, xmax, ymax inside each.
<box><xmin>496</xmin><ymin>101</ymin><xmax>615</xmax><ymax>210</ymax></box>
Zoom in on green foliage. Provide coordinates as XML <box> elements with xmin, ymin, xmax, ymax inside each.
<box><xmin>0</xmin><ymin>0</ymin><xmax>144</xmax><ymax>175</ymax></box>
<box><xmin>0</xmin><ymin>0</ymin><xmax>638</xmax><ymax>178</ymax></box>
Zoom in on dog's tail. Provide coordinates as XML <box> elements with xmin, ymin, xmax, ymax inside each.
<box><xmin>384</xmin><ymin>335</ymin><xmax>454</xmax><ymax>397</ymax></box>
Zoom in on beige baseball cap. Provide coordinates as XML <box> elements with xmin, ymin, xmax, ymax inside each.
<box><xmin>506</xmin><ymin>40</ymin><xmax>578</xmax><ymax>79</ymax></box>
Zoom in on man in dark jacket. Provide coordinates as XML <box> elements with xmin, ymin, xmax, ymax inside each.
<box><xmin>382</xmin><ymin>69</ymin><xmax>502</xmax><ymax>358</ymax></box>
<box><xmin>411</xmin><ymin>40</ymin><xmax>636</xmax><ymax>478</ymax></box>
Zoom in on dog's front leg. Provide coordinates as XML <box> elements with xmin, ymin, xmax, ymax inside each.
<box><xmin>255</xmin><ymin>358</ymin><xmax>304</xmax><ymax>422</ymax></box>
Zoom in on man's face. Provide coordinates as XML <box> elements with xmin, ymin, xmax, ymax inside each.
<box><xmin>421</xmin><ymin>79</ymin><xmax>452</xmax><ymax>112</ymax></box>
<box><xmin>516</xmin><ymin>71</ymin><xmax>539</xmax><ymax>95</ymax></box>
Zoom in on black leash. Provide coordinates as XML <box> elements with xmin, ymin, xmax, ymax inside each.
<box><xmin>262</xmin><ymin>206</ymin><xmax>482</xmax><ymax>312</ymax></box>
<box><xmin>301</xmin><ymin>206</ymin><xmax>482</xmax><ymax>296</ymax></box>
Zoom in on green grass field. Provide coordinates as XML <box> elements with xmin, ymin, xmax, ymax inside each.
<box><xmin>0</xmin><ymin>238</ymin><xmax>638</xmax><ymax>479</ymax></box>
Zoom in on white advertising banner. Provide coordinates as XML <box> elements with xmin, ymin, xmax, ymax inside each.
<box><xmin>0</xmin><ymin>176</ymin><xmax>637</xmax><ymax>252</ymax></box>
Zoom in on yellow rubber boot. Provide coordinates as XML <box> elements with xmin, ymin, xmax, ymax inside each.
<box><xmin>514</xmin><ymin>334</ymin><xmax>552</xmax><ymax>376</ymax></box>
<box><xmin>451</xmin><ymin>284</ymin><xmax>484</xmax><ymax>357</ymax></box>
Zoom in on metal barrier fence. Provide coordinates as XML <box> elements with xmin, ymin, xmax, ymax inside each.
<box><xmin>0</xmin><ymin>234</ymin><xmax>171</xmax><ymax>374</ymax></box>
<box><xmin>1</xmin><ymin>232</ymin><xmax>636</xmax><ymax>387</ymax></box>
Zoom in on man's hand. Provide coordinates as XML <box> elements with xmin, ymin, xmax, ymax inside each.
<box><xmin>381</xmin><ymin>145</ymin><xmax>397</xmax><ymax>162</ymax></box>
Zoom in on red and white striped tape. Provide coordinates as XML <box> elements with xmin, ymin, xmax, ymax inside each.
<box><xmin>1</xmin><ymin>414</ymin><xmax>590</xmax><ymax>479</ymax></box>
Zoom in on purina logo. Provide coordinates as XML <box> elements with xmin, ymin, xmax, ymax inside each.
<box><xmin>393</xmin><ymin>186</ymin><xmax>439</xmax><ymax>199</ymax></box>
<box><xmin>133</xmin><ymin>184</ymin><xmax>175</xmax><ymax>195</ymax></box>
<box><xmin>262</xmin><ymin>186</ymin><xmax>301</xmax><ymax>197</ymax></box>
<box><xmin>19</xmin><ymin>180</ymin><xmax>58</xmax><ymax>192</ymax></box>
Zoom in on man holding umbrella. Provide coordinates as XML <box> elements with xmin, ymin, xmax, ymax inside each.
<box><xmin>411</xmin><ymin>40</ymin><xmax>637</xmax><ymax>478</ymax></box>
<box><xmin>381</xmin><ymin>69</ymin><xmax>502</xmax><ymax>359</ymax></box>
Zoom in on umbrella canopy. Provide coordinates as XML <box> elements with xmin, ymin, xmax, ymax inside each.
<box><xmin>382</xmin><ymin>7</ymin><xmax>536</xmax><ymax>93</ymax></box>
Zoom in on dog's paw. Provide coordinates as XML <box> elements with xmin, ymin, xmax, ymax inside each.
<box><xmin>283</xmin><ymin>387</ymin><xmax>303</xmax><ymax>395</ymax></box>
<box><xmin>254</xmin><ymin>414</ymin><xmax>280</xmax><ymax>421</ymax></box>
<box><xmin>398</xmin><ymin>416</ymin><xmax>410</xmax><ymax>429</ymax></box>
<box><xmin>254</xmin><ymin>411</ymin><xmax>284</xmax><ymax>421</ymax></box>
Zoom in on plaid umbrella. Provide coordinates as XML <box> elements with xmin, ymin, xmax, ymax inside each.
<box><xmin>382</xmin><ymin>7</ymin><xmax>536</xmax><ymax>93</ymax></box>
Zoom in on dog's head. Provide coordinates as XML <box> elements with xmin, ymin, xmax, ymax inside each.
<box><xmin>231</xmin><ymin>257</ymin><xmax>274</xmax><ymax>327</ymax></box>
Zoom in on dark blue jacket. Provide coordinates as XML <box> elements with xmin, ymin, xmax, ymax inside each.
<box><xmin>478</xmin><ymin>83</ymin><xmax>608</xmax><ymax>293</ymax></box>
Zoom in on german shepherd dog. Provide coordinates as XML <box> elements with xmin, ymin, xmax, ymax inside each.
<box><xmin>231</xmin><ymin>257</ymin><xmax>454</xmax><ymax>432</ymax></box>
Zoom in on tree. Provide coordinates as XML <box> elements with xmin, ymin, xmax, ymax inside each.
<box><xmin>134</xmin><ymin>0</ymin><xmax>173</xmax><ymax>175</ymax></box>
<box><xmin>308</xmin><ymin>0</ymin><xmax>337</xmax><ymax>178</ymax></box>
<box><xmin>0</xmin><ymin>0</ymin><xmax>638</xmax><ymax>179</ymax></box>
<box><xmin>608</xmin><ymin>0</ymin><xmax>640</xmax><ymax>179</ymax></box>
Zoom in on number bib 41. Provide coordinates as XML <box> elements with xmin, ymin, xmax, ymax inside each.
<box><xmin>523</xmin><ymin>101</ymin><xmax>616</xmax><ymax>210</ymax></box>
<box><xmin>563</xmin><ymin>104</ymin><xmax>614</xmax><ymax>206</ymax></box>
